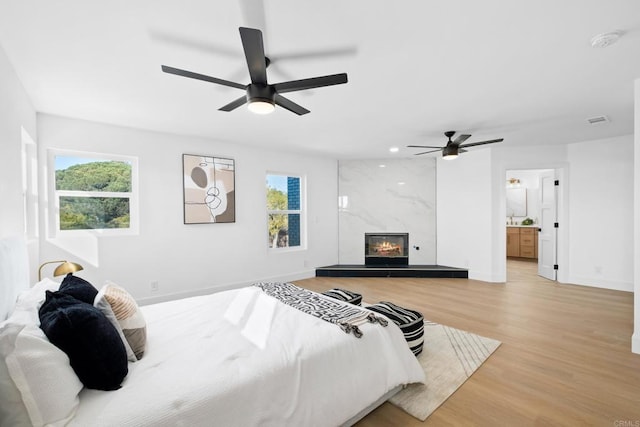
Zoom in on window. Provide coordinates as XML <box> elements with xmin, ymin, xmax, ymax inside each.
<box><xmin>266</xmin><ymin>174</ymin><xmax>304</xmax><ymax>249</ymax></box>
<box><xmin>21</xmin><ymin>128</ymin><xmax>38</xmax><ymax>239</ymax></box>
<box><xmin>50</xmin><ymin>150</ymin><xmax>138</xmax><ymax>234</ymax></box>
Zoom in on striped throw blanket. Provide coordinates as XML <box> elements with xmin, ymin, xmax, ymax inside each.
<box><xmin>254</xmin><ymin>282</ymin><xmax>387</xmax><ymax>338</ymax></box>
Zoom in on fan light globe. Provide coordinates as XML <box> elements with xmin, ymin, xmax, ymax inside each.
<box><xmin>443</xmin><ymin>153</ymin><xmax>458</xmax><ymax>160</ymax></box>
<box><xmin>248</xmin><ymin>100</ymin><xmax>275</xmax><ymax>114</ymax></box>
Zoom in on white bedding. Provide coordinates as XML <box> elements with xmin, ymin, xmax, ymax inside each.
<box><xmin>70</xmin><ymin>286</ymin><xmax>424</xmax><ymax>426</ymax></box>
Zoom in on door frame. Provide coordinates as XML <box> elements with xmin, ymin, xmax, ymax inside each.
<box><xmin>497</xmin><ymin>165</ymin><xmax>569</xmax><ymax>283</ymax></box>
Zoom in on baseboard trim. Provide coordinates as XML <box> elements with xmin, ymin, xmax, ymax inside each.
<box><xmin>468</xmin><ymin>270</ymin><xmax>504</xmax><ymax>283</ymax></box>
<box><xmin>566</xmin><ymin>275</ymin><xmax>634</xmax><ymax>292</ymax></box>
<box><xmin>137</xmin><ymin>269</ymin><xmax>315</xmax><ymax>306</ymax></box>
<box><xmin>632</xmin><ymin>332</ymin><xmax>640</xmax><ymax>355</ymax></box>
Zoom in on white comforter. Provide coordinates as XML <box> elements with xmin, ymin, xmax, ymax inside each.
<box><xmin>70</xmin><ymin>286</ymin><xmax>424</xmax><ymax>427</ymax></box>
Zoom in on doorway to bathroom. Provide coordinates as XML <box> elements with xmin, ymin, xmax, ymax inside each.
<box><xmin>505</xmin><ymin>168</ymin><xmax>558</xmax><ymax>281</ymax></box>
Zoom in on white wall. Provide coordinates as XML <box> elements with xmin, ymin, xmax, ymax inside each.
<box><xmin>338</xmin><ymin>158</ymin><xmax>436</xmax><ymax>264</ymax></box>
<box><xmin>567</xmin><ymin>136</ymin><xmax>634</xmax><ymax>291</ymax></box>
<box><xmin>0</xmin><ymin>45</ymin><xmax>38</xmax><ymax>282</ymax></box>
<box><xmin>37</xmin><ymin>114</ymin><xmax>339</xmax><ymax>304</ymax></box>
<box><xmin>437</xmin><ymin>149</ymin><xmax>495</xmax><ymax>281</ymax></box>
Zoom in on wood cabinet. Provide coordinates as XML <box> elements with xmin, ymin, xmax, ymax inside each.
<box><xmin>507</xmin><ymin>227</ymin><xmax>520</xmax><ymax>257</ymax></box>
<box><xmin>506</xmin><ymin>226</ymin><xmax>538</xmax><ymax>259</ymax></box>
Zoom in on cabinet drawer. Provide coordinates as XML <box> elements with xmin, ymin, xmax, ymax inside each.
<box><xmin>520</xmin><ymin>228</ymin><xmax>536</xmax><ymax>235</ymax></box>
<box><xmin>520</xmin><ymin>235</ymin><xmax>535</xmax><ymax>246</ymax></box>
<box><xmin>520</xmin><ymin>246</ymin><xmax>536</xmax><ymax>258</ymax></box>
<box><xmin>507</xmin><ymin>227</ymin><xmax>519</xmax><ymax>235</ymax></box>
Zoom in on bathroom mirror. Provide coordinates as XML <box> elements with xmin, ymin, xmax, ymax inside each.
<box><xmin>506</xmin><ymin>188</ymin><xmax>527</xmax><ymax>216</ymax></box>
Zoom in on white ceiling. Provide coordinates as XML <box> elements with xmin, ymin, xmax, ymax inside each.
<box><xmin>1</xmin><ymin>0</ymin><xmax>639</xmax><ymax>159</ymax></box>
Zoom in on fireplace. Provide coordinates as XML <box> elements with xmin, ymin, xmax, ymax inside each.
<box><xmin>364</xmin><ymin>233</ymin><xmax>409</xmax><ymax>266</ymax></box>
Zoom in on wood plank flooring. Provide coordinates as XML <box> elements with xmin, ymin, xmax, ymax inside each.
<box><xmin>295</xmin><ymin>259</ymin><xmax>640</xmax><ymax>426</ymax></box>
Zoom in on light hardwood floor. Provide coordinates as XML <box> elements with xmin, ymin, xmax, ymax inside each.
<box><xmin>296</xmin><ymin>259</ymin><xmax>640</xmax><ymax>426</ymax></box>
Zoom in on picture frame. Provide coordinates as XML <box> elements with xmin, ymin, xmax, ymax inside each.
<box><xmin>182</xmin><ymin>154</ymin><xmax>235</xmax><ymax>224</ymax></box>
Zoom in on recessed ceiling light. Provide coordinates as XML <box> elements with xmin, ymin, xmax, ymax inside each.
<box><xmin>398</xmin><ymin>182</ymin><xmax>405</xmax><ymax>186</ymax></box>
<box><xmin>590</xmin><ymin>31</ymin><xmax>622</xmax><ymax>48</ymax></box>
<box><xmin>379</xmin><ymin>164</ymin><xmax>386</xmax><ymax>168</ymax></box>
<box><xmin>389</xmin><ymin>147</ymin><xmax>399</xmax><ymax>153</ymax></box>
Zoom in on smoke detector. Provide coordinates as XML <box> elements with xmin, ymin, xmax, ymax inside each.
<box><xmin>590</xmin><ymin>31</ymin><xmax>622</xmax><ymax>48</ymax></box>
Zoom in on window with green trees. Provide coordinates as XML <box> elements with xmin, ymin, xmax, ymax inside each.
<box><xmin>266</xmin><ymin>174</ymin><xmax>303</xmax><ymax>249</ymax></box>
<box><xmin>53</xmin><ymin>152</ymin><xmax>137</xmax><ymax>232</ymax></box>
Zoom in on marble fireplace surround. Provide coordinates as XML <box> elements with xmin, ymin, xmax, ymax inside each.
<box><xmin>318</xmin><ymin>158</ymin><xmax>468</xmax><ymax>278</ymax></box>
<box><xmin>338</xmin><ymin>158</ymin><xmax>436</xmax><ymax>265</ymax></box>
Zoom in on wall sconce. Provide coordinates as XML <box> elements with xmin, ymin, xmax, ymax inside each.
<box><xmin>38</xmin><ymin>260</ymin><xmax>84</xmax><ymax>281</ymax></box>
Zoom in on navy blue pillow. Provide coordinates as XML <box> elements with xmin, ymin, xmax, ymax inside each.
<box><xmin>59</xmin><ymin>274</ymin><xmax>99</xmax><ymax>304</ymax></box>
<box><xmin>38</xmin><ymin>291</ymin><xmax>128</xmax><ymax>390</ymax></box>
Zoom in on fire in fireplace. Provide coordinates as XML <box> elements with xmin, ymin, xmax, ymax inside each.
<box><xmin>364</xmin><ymin>233</ymin><xmax>409</xmax><ymax>266</ymax></box>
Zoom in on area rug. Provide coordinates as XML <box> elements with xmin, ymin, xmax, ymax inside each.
<box><xmin>389</xmin><ymin>320</ymin><xmax>501</xmax><ymax>421</ymax></box>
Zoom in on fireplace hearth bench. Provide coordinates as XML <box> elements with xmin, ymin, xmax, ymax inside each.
<box><xmin>315</xmin><ymin>264</ymin><xmax>468</xmax><ymax>278</ymax></box>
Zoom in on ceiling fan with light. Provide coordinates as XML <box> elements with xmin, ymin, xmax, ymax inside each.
<box><xmin>407</xmin><ymin>131</ymin><xmax>504</xmax><ymax>159</ymax></box>
<box><xmin>161</xmin><ymin>27</ymin><xmax>348</xmax><ymax>116</ymax></box>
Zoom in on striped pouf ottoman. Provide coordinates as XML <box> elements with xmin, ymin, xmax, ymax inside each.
<box><xmin>321</xmin><ymin>288</ymin><xmax>363</xmax><ymax>306</ymax></box>
<box><xmin>366</xmin><ymin>301</ymin><xmax>424</xmax><ymax>356</ymax></box>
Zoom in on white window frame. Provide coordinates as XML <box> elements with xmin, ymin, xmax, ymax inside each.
<box><xmin>21</xmin><ymin>128</ymin><xmax>39</xmax><ymax>240</ymax></box>
<box><xmin>266</xmin><ymin>172</ymin><xmax>306</xmax><ymax>252</ymax></box>
<box><xmin>48</xmin><ymin>149</ymin><xmax>139</xmax><ymax>236</ymax></box>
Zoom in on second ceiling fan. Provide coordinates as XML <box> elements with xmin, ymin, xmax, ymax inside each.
<box><xmin>408</xmin><ymin>131</ymin><xmax>504</xmax><ymax>159</ymax></box>
<box><xmin>161</xmin><ymin>27</ymin><xmax>348</xmax><ymax>116</ymax></box>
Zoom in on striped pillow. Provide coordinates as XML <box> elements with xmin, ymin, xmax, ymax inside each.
<box><xmin>94</xmin><ymin>282</ymin><xmax>146</xmax><ymax>360</ymax></box>
<box><xmin>366</xmin><ymin>302</ymin><xmax>424</xmax><ymax>356</ymax></box>
<box><xmin>321</xmin><ymin>288</ymin><xmax>363</xmax><ymax>306</ymax></box>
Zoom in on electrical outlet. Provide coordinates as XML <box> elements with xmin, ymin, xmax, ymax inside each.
<box><xmin>150</xmin><ymin>281</ymin><xmax>159</xmax><ymax>292</ymax></box>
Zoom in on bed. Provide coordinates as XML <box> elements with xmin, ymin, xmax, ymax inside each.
<box><xmin>0</xmin><ymin>236</ymin><xmax>424</xmax><ymax>427</ymax></box>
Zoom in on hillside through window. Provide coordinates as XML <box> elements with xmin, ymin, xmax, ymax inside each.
<box><xmin>53</xmin><ymin>152</ymin><xmax>137</xmax><ymax>232</ymax></box>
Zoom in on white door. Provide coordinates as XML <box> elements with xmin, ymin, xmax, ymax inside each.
<box><xmin>538</xmin><ymin>170</ymin><xmax>557</xmax><ymax>280</ymax></box>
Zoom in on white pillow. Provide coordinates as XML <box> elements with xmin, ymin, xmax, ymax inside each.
<box><xmin>0</xmin><ymin>321</ymin><xmax>83</xmax><ymax>427</ymax></box>
<box><xmin>13</xmin><ymin>278</ymin><xmax>60</xmax><ymax>323</ymax></box>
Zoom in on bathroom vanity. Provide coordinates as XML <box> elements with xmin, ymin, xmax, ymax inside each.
<box><xmin>506</xmin><ymin>226</ymin><xmax>538</xmax><ymax>259</ymax></box>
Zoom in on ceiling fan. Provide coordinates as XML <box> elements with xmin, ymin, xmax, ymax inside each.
<box><xmin>161</xmin><ymin>27</ymin><xmax>348</xmax><ymax>116</ymax></box>
<box><xmin>407</xmin><ymin>131</ymin><xmax>504</xmax><ymax>159</ymax></box>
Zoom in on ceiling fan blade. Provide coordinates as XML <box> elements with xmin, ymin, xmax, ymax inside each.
<box><xmin>239</xmin><ymin>27</ymin><xmax>268</xmax><ymax>85</ymax></box>
<box><xmin>459</xmin><ymin>138</ymin><xmax>504</xmax><ymax>148</ymax></box>
<box><xmin>452</xmin><ymin>134</ymin><xmax>471</xmax><ymax>145</ymax></box>
<box><xmin>219</xmin><ymin>95</ymin><xmax>248</xmax><ymax>112</ymax></box>
<box><xmin>275</xmin><ymin>94</ymin><xmax>310</xmax><ymax>115</ymax></box>
<box><xmin>459</xmin><ymin>148</ymin><xmax>468</xmax><ymax>153</ymax></box>
<box><xmin>274</xmin><ymin>73</ymin><xmax>348</xmax><ymax>94</ymax></box>
<box><xmin>161</xmin><ymin>65</ymin><xmax>246</xmax><ymax>90</ymax></box>
<box><xmin>414</xmin><ymin>149</ymin><xmax>442</xmax><ymax>155</ymax></box>
<box><xmin>407</xmin><ymin>145</ymin><xmax>444</xmax><ymax>149</ymax></box>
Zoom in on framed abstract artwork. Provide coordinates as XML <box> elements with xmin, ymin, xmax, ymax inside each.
<box><xmin>182</xmin><ymin>154</ymin><xmax>236</xmax><ymax>224</ymax></box>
